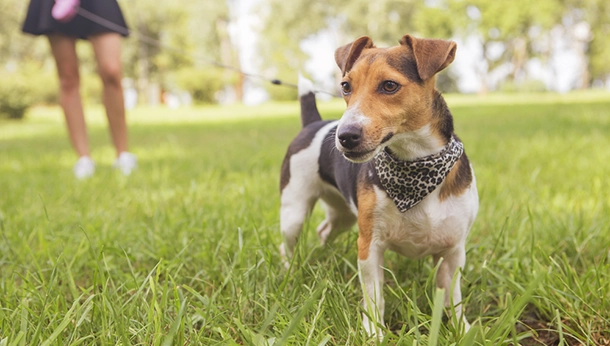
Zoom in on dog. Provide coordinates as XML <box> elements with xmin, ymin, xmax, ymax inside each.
<box><xmin>279</xmin><ymin>34</ymin><xmax>478</xmax><ymax>336</ymax></box>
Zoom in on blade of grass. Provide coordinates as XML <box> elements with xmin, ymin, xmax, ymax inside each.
<box><xmin>428</xmin><ymin>288</ymin><xmax>445</xmax><ymax>346</ymax></box>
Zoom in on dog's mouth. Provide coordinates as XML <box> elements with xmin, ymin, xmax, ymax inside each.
<box><xmin>335</xmin><ymin>131</ymin><xmax>393</xmax><ymax>163</ymax></box>
<box><xmin>342</xmin><ymin>148</ymin><xmax>378</xmax><ymax>163</ymax></box>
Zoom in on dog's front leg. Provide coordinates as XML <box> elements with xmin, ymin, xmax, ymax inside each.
<box><xmin>356</xmin><ymin>187</ymin><xmax>385</xmax><ymax>337</ymax></box>
<box><xmin>434</xmin><ymin>245</ymin><xmax>470</xmax><ymax>331</ymax></box>
<box><xmin>358</xmin><ymin>242</ymin><xmax>385</xmax><ymax>337</ymax></box>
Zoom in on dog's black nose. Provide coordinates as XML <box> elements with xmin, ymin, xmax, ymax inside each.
<box><xmin>337</xmin><ymin>125</ymin><xmax>362</xmax><ymax>150</ymax></box>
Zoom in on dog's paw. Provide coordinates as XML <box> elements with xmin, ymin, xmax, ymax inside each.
<box><xmin>362</xmin><ymin>313</ymin><xmax>384</xmax><ymax>340</ymax></box>
<box><xmin>461</xmin><ymin>318</ymin><xmax>471</xmax><ymax>333</ymax></box>
<box><xmin>279</xmin><ymin>243</ymin><xmax>290</xmax><ymax>269</ymax></box>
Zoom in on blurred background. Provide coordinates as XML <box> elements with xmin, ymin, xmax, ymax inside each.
<box><xmin>1</xmin><ymin>0</ymin><xmax>609</xmax><ymax>118</ymax></box>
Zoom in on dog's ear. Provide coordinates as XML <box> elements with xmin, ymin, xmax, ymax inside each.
<box><xmin>399</xmin><ymin>35</ymin><xmax>457</xmax><ymax>81</ymax></box>
<box><xmin>335</xmin><ymin>36</ymin><xmax>375</xmax><ymax>76</ymax></box>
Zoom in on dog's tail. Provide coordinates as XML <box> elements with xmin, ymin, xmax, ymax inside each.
<box><xmin>298</xmin><ymin>73</ymin><xmax>322</xmax><ymax>127</ymax></box>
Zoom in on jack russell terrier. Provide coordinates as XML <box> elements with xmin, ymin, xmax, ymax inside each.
<box><xmin>279</xmin><ymin>34</ymin><xmax>478</xmax><ymax>336</ymax></box>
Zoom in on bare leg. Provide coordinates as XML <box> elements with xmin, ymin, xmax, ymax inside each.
<box><xmin>89</xmin><ymin>33</ymin><xmax>128</xmax><ymax>157</ymax></box>
<box><xmin>48</xmin><ymin>34</ymin><xmax>89</xmax><ymax>158</ymax></box>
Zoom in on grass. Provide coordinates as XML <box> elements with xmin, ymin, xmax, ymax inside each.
<box><xmin>0</xmin><ymin>91</ymin><xmax>609</xmax><ymax>345</ymax></box>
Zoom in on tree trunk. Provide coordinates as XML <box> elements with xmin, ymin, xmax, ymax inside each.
<box><xmin>137</xmin><ymin>12</ymin><xmax>149</xmax><ymax>105</ymax></box>
<box><xmin>510</xmin><ymin>36</ymin><xmax>528</xmax><ymax>84</ymax></box>
<box><xmin>216</xmin><ymin>17</ymin><xmax>242</xmax><ymax>103</ymax></box>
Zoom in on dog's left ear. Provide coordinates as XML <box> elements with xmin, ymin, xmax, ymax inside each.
<box><xmin>335</xmin><ymin>36</ymin><xmax>375</xmax><ymax>76</ymax></box>
<box><xmin>400</xmin><ymin>35</ymin><xmax>457</xmax><ymax>81</ymax></box>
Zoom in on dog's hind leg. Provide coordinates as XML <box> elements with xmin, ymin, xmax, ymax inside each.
<box><xmin>434</xmin><ymin>245</ymin><xmax>470</xmax><ymax>331</ymax></box>
<box><xmin>317</xmin><ymin>189</ymin><xmax>357</xmax><ymax>245</ymax></box>
<box><xmin>279</xmin><ymin>194</ymin><xmax>317</xmax><ymax>264</ymax></box>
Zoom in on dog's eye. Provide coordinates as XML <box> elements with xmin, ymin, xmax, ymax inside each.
<box><xmin>381</xmin><ymin>81</ymin><xmax>400</xmax><ymax>94</ymax></box>
<box><xmin>340</xmin><ymin>82</ymin><xmax>352</xmax><ymax>95</ymax></box>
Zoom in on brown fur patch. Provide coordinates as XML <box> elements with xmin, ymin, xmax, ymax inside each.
<box><xmin>400</xmin><ymin>35</ymin><xmax>457</xmax><ymax>81</ymax></box>
<box><xmin>438</xmin><ymin>152</ymin><xmax>472</xmax><ymax>201</ymax></box>
<box><xmin>356</xmin><ymin>184</ymin><xmax>376</xmax><ymax>260</ymax></box>
<box><xmin>335</xmin><ymin>36</ymin><xmax>375</xmax><ymax>76</ymax></box>
<box><xmin>336</xmin><ymin>36</ymin><xmax>459</xmax><ymax>153</ymax></box>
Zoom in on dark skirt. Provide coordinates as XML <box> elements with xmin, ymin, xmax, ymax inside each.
<box><xmin>22</xmin><ymin>0</ymin><xmax>129</xmax><ymax>39</ymax></box>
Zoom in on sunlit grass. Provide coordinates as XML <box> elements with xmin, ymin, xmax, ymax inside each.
<box><xmin>0</xmin><ymin>91</ymin><xmax>609</xmax><ymax>344</ymax></box>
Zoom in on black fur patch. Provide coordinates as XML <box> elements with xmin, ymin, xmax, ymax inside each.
<box><xmin>300</xmin><ymin>92</ymin><xmax>322</xmax><ymax>127</ymax></box>
<box><xmin>318</xmin><ymin>125</ymin><xmax>363</xmax><ymax>207</ymax></box>
<box><xmin>385</xmin><ymin>55</ymin><xmax>423</xmax><ymax>84</ymax></box>
<box><xmin>380</xmin><ymin>132</ymin><xmax>394</xmax><ymax>144</ymax></box>
<box><xmin>432</xmin><ymin>90</ymin><xmax>454</xmax><ymax>142</ymax></box>
<box><xmin>455</xmin><ymin>152</ymin><xmax>472</xmax><ymax>189</ymax></box>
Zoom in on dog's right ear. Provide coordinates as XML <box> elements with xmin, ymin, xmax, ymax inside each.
<box><xmin>335</xmin><ymin>36</ymin><xmax>375</xmax><ymax>76</ymax></box>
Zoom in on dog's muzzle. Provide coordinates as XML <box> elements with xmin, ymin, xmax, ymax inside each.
<box><xmin>337</xmin><ymin>124</ymin><xmax>362</xmax><ymax>150</ymax></box>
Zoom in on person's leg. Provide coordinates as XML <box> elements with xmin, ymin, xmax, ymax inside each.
<box><xmin>48</xmin><ymin>34</ymin><xmax>90</xmax><ymax>158</ymax></box>
<box><xmin>89</xmin><ymin>32</ymin><xmax>136</xmax><ymax>175</ymax></box>
<box><xmin>88</xmin><ymin>32</ymin><xmax>128</xmax><ymax>156</ymax></box>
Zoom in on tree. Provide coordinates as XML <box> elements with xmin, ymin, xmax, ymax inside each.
<box><xmin>1</xmin><ymin>0</ymin><xmax>54</xmax><ymax>68</ymax></box>
<box><xmin>445</xmin><ymin>0</ymin><xmax>564</xmax><ymax>92</ymax></box>
<box><xmin>121</xmin><ymin>0</ymin><xmax>232</xmax><ymax>104</ymax></box>
<box><xmin>257</xmin><ymin>0</ymin><xmax>428</xmax><ymax>99</ymax></box>
<box><xmin>561</xmin><ymin>0</ymin><xmax>610</xmax><ymax>88</ymax></box>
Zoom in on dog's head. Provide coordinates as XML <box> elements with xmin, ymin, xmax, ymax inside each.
<box><xmin>334</xmin><ymin>35</ymin><xmax>457</xmax><ymax>162</ymax></box>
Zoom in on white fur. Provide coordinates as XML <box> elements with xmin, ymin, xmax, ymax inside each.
<box><xmin>298</xmin><ymin>73</ymin><xmax>315</xmax><ymax>97</ymax></box>
<box><xmin>385</xmin><ymin>124</ymin><xmax>446</xmax><ymax>161</ymax></box>
<box><xmin>336</xmin><ymin>101</ymin><xmax>371</xmax><ymax>130</ymax></box>
<box><xmin>371</xmin><ymin>180</ymin><xmax>477</xmax><ymax>259</ymax></box>
<box><xmin>359</xmin><ymin>168</ymin><xmax>478</xmax><ymax>336</ymax></box>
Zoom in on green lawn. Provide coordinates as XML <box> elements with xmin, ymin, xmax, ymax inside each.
<box><xmin>1</xmin><ymin>92</ymin><xmax>609</xmax><ymax>345</ymax></box>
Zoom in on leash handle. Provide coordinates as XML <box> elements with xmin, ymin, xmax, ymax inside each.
<box><xmin>52</xmin><ymin>0</ymin><xmax>80</xmax><ymax>23</ymax></box>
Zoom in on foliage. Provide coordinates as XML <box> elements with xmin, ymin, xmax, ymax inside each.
<box><xmin>566</xmin><ymin>0</ymin><xmax>610</xmax><ymax>84</ymax></box>
<box><xmin>78</xmin><ymin>72</ymin><xmax>104</xmax><ymax>105</ymax></box>
<box><xmin>498</xmin><ymin>79</ymin><xmax>548</xmax><ymax>93</ymax></box>
<box><xmin>436</xmin><ymin>71</ymin><xmax>460</xmax><ymax>94</ymax></box>
<box><xmin>2</xmin><ymin>0</ymin><xmax>609</xmax><ymax>104</ymax></box>
<box><xmin>120</xmin><ymin>0</ymin><xmax>234</xmax><ymax>102</ymax></box>
<box><xmin>1</xmin><ymin>94</ymin><xmax>610</xmax><ymax>343</ymax></box>
<box><xmin>0</xmin><ymin>1</ymin><xmax>49</xmax><ymax>65</ymax></box>
<box><xmin>6</xmin><ymin>61</ymin><xmax>60</xmax><ymax>106</ymax></box>
<box><xmin>0</xmin><ymin>72</ymin><xmax>36</xmax><ymax>119</ymax></box>
<box><xmin>265</xmin><ymin>82</ymin><xmax>298</xmax><ymax>101</ymax></box>
<box><xmin>172</xmin><ymin>67</ymin><xmax>233</xmax><ymax>104</ymax></box>
<box><xmin>453</xmin><ymin>0</ymin><xmax>573</xmax><ymax>92</ymax></box>
<box><xmin>257</xmin><ymin>0</ymin><xmax>426</xmax><ymax>99</ymax></box>
<box><xmin>258</xmin><ymin>0</ymin><xmax>610</xmax><ymax>93</ymax></box>
<box><xmin>3</xmin><ymin>0</ymin><xmax>235</xmax><ymax>105</ymax></box>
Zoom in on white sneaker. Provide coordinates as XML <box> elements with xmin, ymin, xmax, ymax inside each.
<box><xmin>113</xmin><ymin>152</ymin><xmax>137</xmax><ymax>176</ymax></box>
<box><xmin>73</xmin><ymin>156</ymin><xmax>95</xmax><ymax>179</ymax></box>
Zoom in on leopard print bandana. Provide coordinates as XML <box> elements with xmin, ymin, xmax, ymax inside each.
<box><xmin>374</xmin><ymin>136</ymin><xmax>464</xmax><ymax>212</ymax></box>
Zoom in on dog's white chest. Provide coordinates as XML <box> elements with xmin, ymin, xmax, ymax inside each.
<box><xmin>371</xmin><ymin>181</ymin><xmax>477</xmax><ymax>259</ymax></box>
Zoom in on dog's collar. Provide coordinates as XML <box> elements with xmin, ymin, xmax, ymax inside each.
<box><xmin>374</xmin><ymin>135</ymin><xmax>464</xmax><ymax>212</ymax></box>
